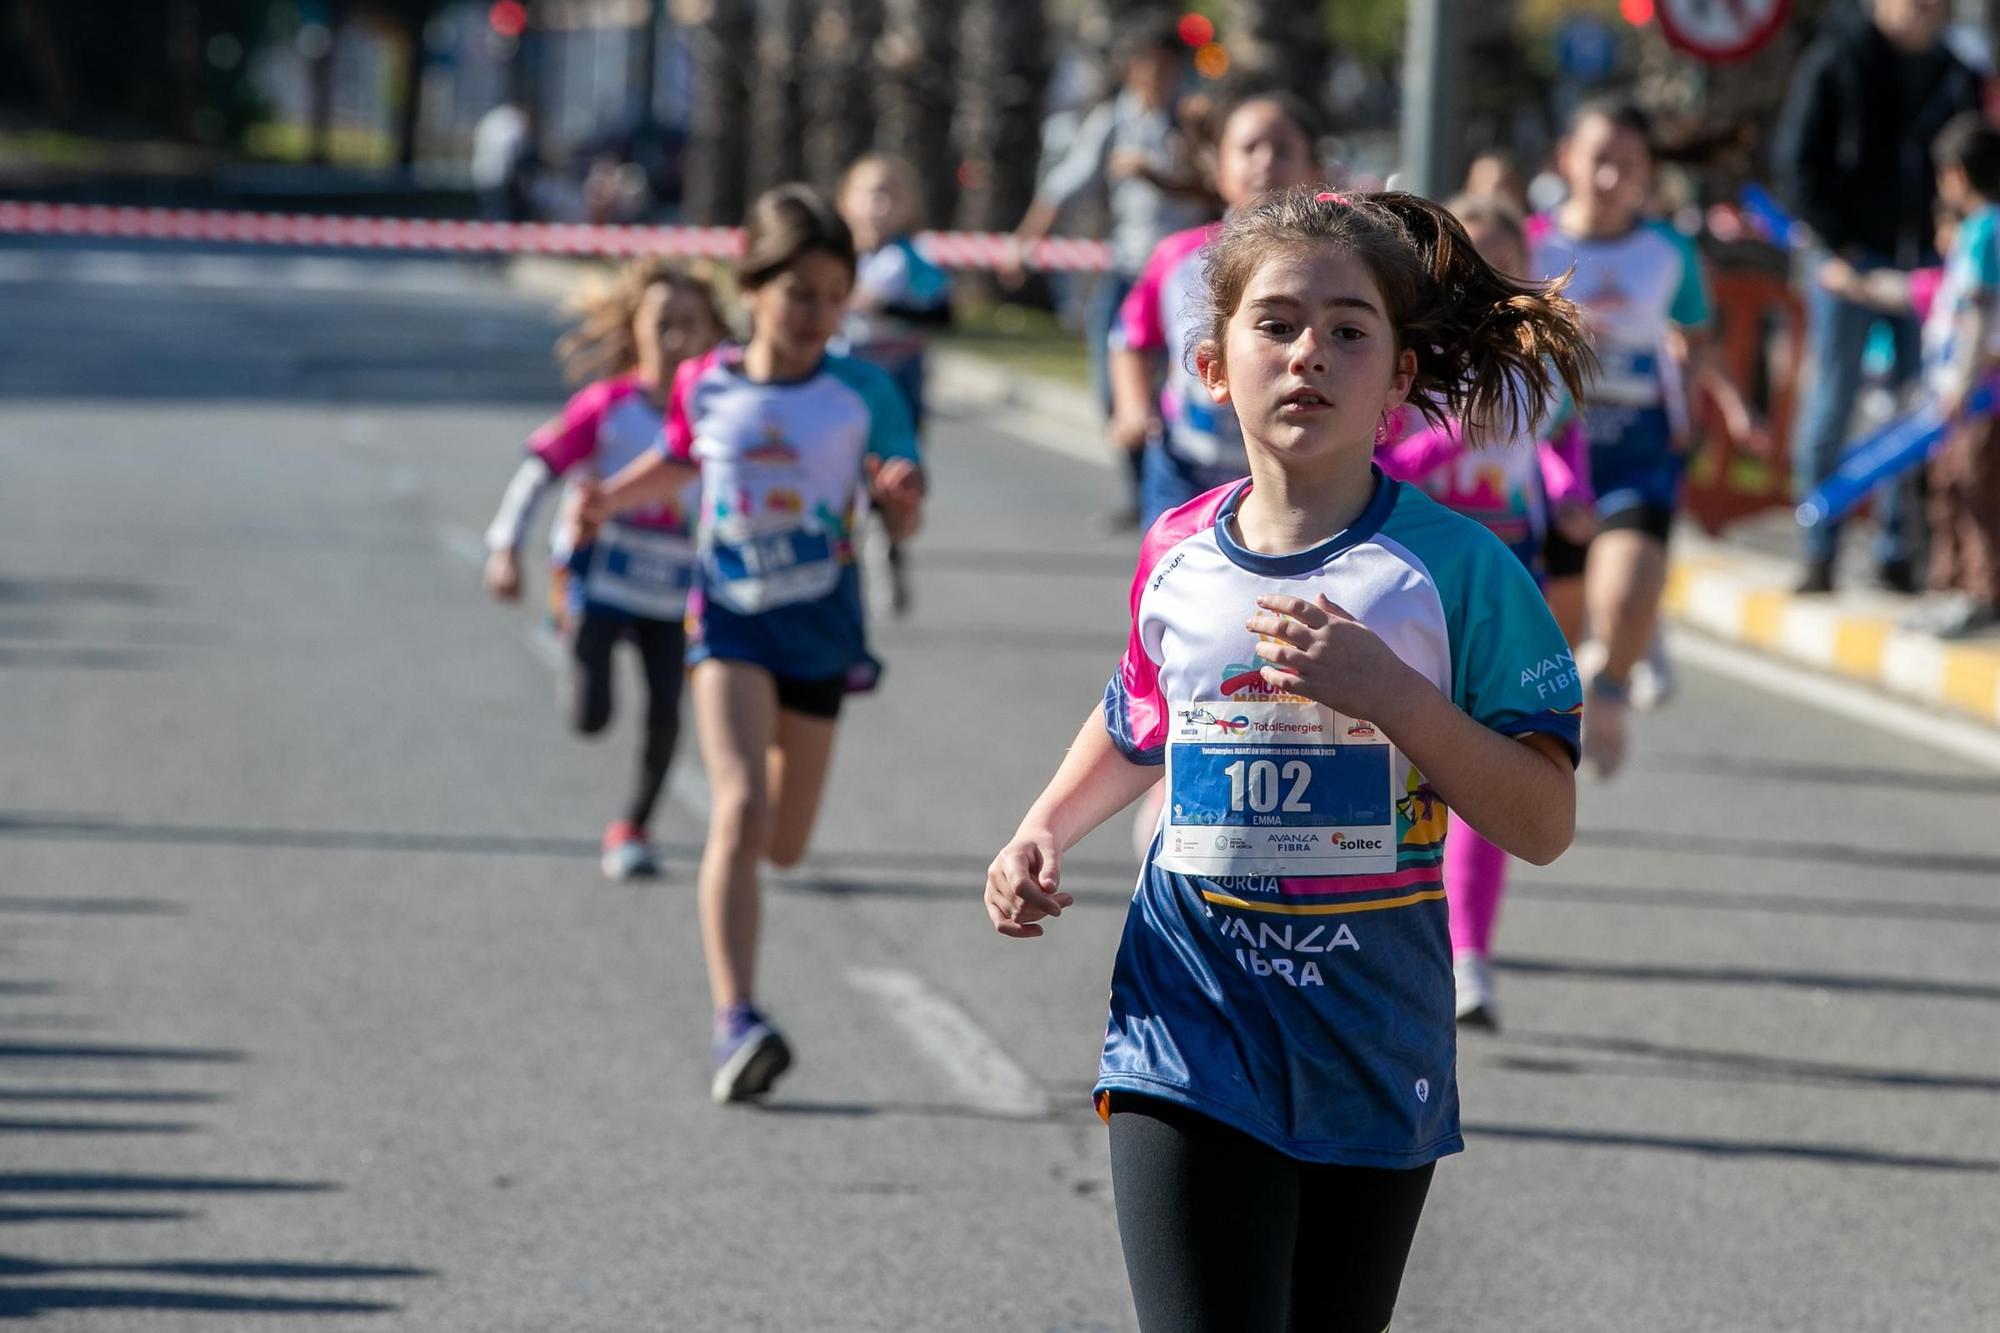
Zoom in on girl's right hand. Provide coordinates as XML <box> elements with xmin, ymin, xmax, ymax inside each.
<box><xmin>984</xmin><ymin>828</ymin><xmax>1075</xmax><ymax>939</ymax></box>
<box><xmin>484</xmin><ymin>548</ymin><xmax>522</xmax><ymax>602</ymax></box>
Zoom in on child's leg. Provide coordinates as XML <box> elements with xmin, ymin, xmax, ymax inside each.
<box><xmin>1290</xmin><ymin>1158</ymin><xmax>1435</xmax><ymax>1332</ymax></box>
<box><xmin>689</xmin><ymin>660</ymin><xmax>780</xmax><ymax>1010</ymax></box>
<box><xmin>1953</xmin><ymin>418</ymin><xmax>2000</xmax><ymax>610</ymax></box>
<box><xmin>764</xmin><ymin>705</ymin><xmax>839</xmax><ymax>869</ymax></box>
<box><xmin>1584</xmin><ymin>524</ymin><xmax>1668</xmax><ymax>687</ymax></box>
<box><xmin>1444</xmin><ymin>810</ymin><xmax>1510</xmax><ymax>960</ymax></box>
<box><xmin>623</xmin><ymin>617</ymin><xmax>687</xmax><ymax>830</ymax></box>
<box><xmin>1105</xmin><ymin>1094</ymin><xmax>1298</xmax><ymax>1333</ymax></box>
<box><xmin>568</xmin><ymin>610</ymin><xmax>619</xmax><ymax>736</ymax></box>
<box><xmin>1927</xmin><ymin>447</ymin><xmax>1967</xmax><ymax>595</ymax></box>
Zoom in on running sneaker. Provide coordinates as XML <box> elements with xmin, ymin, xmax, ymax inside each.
<box><xmin>1931</xmin><ymin>600</ymin><xmax>2000</xmax><ymax>640</ymax></box>
<box><xmin>1580</xmin><ymin>675</ymin><xmax>1630</xmax><ymax>780</ymax></box>
<box><xmin>600</xmin><ymin>821</ymin><xmax>660</xmax><ymax>882</ymax></box>
<box><xmin>1628</xmin><ymin>633</ymin><xmax>1676</xmax><ymax>713</ymax></box>
<box><xmin>711</xmin><ymin>1004</ymin><xmax>793</xmax><ymax>1104</ymax></box>
<box><xmin>1454</xmin><ymin>954</ymin><xmax>1500</xmax><ymax>1033</ymax></box>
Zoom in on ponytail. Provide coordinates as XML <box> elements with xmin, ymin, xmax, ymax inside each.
<box><xmin>1198</xmin><ymin>185</ymin><xmax>1594</xmax><ymax>441</ymax></box>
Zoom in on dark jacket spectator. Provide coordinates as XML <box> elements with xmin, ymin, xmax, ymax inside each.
<box><xmin>1774</xmin><ymin>8</ymin><xmax>1983</xmax><ymax>267</ymax></box>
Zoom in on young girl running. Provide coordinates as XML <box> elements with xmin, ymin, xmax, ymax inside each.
<box><xmin>834</xmin><ymin>152</ymin><xmax>952</xmax><ymax>616</ymax></box>
<box><xmin>1374</xmin><ymin>194</ymin><xmax>1597</xmax><ymax>1032</ymax></box>
<box><xmin>1109</xmin><ymin>87</ymin><xmax>1324</xmax><ymax>529</ymax></box>
<box><xmin>582</xmin><ymin>184</ymin><xmax>924</xmax><ymax>1104</ymax></box>
<box><xmin>482</xmin><ymin>258</ymin><xmax>725</xmax><ymax>881</ymax></box>
<box><xmin>985</xmin><ymin>185</ymin><xmax>1589</xmax><ymax>1331</ymax></box>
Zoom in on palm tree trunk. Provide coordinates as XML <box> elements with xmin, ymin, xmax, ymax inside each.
<box><xmin>1229</xmin><ymin>0</ymin><xmax>1330</xmax><ymax>106</ymax></box>
<box><xmin>954</xmin><ymin>0</ymin><xmax>1048</xmax><ymax>234</ymax></box>
<box><xmin>747</xmin><ymin>0</ymin><xmax>810</xmax><ymax>196</ymax></box>
<box><xmin>803</xmin><ymin>0</ymin><xmax>884</xmax><ymax>193</ymax></box>
<box><xmin>13</xmin><ymin>0</ymin><xmax>75</xmax><ymax>132</ymax></box>
<box><xmin>682</xmin><ymin>0</ymin><xmax>756</xmax><ymax>224</ymax></box>
<box><xmin>876</xmin><ymin>0</ymin><xmax>959</xmax><ymax>232</ymax></box>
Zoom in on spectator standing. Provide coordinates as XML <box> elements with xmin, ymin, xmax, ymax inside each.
<box><xmin>472</xmin><ymin>98</ymin><xmax>536</xmax><ymax>223</ymax></box>
<box><xmin>1773</xmin><ymin>0</ymin><xmax>1982</xmax><ymax>594</ymax></box>
<box><xmin>1011</xmin><ymin>24</ymin><xmax>1209</xmax><ymax>528</ymax></box>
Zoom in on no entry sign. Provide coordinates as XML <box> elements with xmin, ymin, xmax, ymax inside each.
<box><xmin>1655</xmin><ymin>0</ymin><xmax>1789</xmax><ymax>63</ymax></box>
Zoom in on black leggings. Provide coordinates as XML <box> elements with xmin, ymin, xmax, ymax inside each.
<box><xmin>1107</xmin><ymin>1094</ymin><xmax>1434</xmax><ymax>1333</ymax></box>
<box><xmin>569</xmin><ymin>610</ymin><xmax>685</xmax><ymax>830</ymax></box>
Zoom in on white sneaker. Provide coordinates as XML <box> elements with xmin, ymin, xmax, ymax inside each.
<box><xmin>1580</xmin><ymin>676</ymin><xmax>1631</xmax><ymax>780</ymax></box>
<box><xmin>1628</xmin><ymin>634</ymin><xmax>1675</xmax><ymax>712</ymax></box>
<box><xmin>1454</xmin><ymin>954</ymin><xmax>1500</xmax><ymax>1032</ymax></box>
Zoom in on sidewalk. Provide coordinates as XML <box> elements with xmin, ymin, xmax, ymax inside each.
<box><xmin>498</xmin><ymin>257</ymin><xmax>2000</xmax><ymax>732</ymax></box>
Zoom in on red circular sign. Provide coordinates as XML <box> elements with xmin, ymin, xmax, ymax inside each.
<box><xmin>1654</xmin><ymin>0</ymin><xmax>1789</xmax><ymax>63</ymax></box>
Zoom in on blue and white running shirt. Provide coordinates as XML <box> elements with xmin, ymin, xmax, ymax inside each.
<box><xmin>1097</xmin><ymin>473</ymin><xmax>1582</xmax><ymax>1165</ymax></box>
<box><xmin>663</xmin><ymin>344</ymin><xmax>918</xmax><ymax>684</ymax></box>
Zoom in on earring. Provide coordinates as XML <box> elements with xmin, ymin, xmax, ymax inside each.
<box><xmin>1374</xmin><ymin>411</ymin><xmax>1390</xmax><ymax>447</ymax></box>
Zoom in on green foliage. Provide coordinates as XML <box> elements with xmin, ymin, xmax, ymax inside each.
<box><xmin>1323</xmin><ymin>0</ymin><xmax>1407</xmax><ymax>67</ymax></box>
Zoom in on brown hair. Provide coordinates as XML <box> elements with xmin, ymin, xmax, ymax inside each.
<box><xmin>1198</xmin><ymin>185</ymin><xmax>1592</xmax><ymax>440</ymax></box>
<box><xmin>738</xmin><ymin>182</ymin><xmax>857</xmax><ymax>290</ymax></box>
<box><xmin>555</xmin><ymin>257</ymin><xmax>727</xmax><ymax>386</ymax></box>
<box><xmin>1444</xmin><ymin>192</ymin><xmax>1527</xmax><ymax>262</ymax></box>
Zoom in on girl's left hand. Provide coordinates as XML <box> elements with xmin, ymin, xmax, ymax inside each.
<box><xmin>866</xmin><ymin>455</ymin><xmax>926</xmax><ymax>541</ymax></box>
<box><xmin>1245</xmin><ymin>594</ymin><xmax>1418</xmax><ymax>722</ymax></box>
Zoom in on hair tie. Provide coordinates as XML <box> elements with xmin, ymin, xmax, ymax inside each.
<box><xmin>1315</xmin><ymin>190</ymin><xmax>1350</xmax><ymax>206</ymax></box>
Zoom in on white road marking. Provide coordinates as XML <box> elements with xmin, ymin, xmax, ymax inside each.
<box><xmin>845</xmin><ymin>966</ymin><xmax>1051</xmax><ymax>1119</ymax></box>
<box><xmin>1667</xmin><ymin>627</ymin><xmax>2000</xmax><ymax>772</ymax></box>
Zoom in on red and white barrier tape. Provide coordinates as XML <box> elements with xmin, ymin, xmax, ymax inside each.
<box><xmin>0</xmin><ymin>202</ymin><xmax>1115</xmax><ymax>272</ymax></box>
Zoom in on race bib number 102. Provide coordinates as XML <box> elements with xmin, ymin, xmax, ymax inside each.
<box><xmin>1155</xmin><ymin>699</ymin><xmax>1398</xmax><ymax>877</ymax></box>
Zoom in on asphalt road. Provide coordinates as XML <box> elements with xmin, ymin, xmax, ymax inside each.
<box><xmin>2</xmin><ymin>248</ymin><xmax>1997</xmax><ymax>1332</ymax></box>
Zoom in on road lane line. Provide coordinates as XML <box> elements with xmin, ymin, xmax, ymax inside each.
<box><xmin>1668</xmin><ymin>627</ymin><xmax>2000</xmax><ymax>771</ymax></box>
<box><xmin>845</xmin><ymin>966</ymin><xmax>1051</xmax><ymax>1119</ymax></box>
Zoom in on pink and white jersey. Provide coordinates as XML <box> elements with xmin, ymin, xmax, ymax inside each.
<box><xmin>530</xmin><ymin>374</ymin><xmax>690</xmax><ymax>534</ymax></box>
<box><xmin>1116</xmin><ymin>224</ymin><xmax>1245</xmax><ymax>470</ymax></box>
<box><xmin>665</xmin><ymin>345</ymin><xmax>919</xmax><ymax>619</ymax></box>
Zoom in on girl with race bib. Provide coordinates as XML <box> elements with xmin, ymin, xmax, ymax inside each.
<box><xmin>986</xmin><ymin>186</ymin><xmax>1589</xmax><ymax>1332</ymax></box>
<box><xmin>582</xmin><ymin>185</ymin><xmax>924</xmax><ymax>1104</ymax></box>
<box><xmin>482</xmin><ymin>258</ymin><xmax>725</xmax><ymax>881</ymax></box>
<box><xmin>1373</xmin><ymin>194</ymin><xmax>1597</xmax><ymax>1033</ymax></box>
<box><xmin>1109</xmin><ymin>86</ymin><xmax>1324</xmax><ymax>530</ymax></box>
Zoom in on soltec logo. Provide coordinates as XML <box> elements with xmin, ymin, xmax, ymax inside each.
<box><xmin>1328</xmin><ymin>832</ymin><xmax>1384</xmax><ymax>850</ymax></box>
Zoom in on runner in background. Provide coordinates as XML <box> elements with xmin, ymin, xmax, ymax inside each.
<box><xmin>1528</xmin><ymin>97</ymin><xmax>1753</xmax><ymax>777</ymax></box>
<box><xmin>581</xmin><ymin>185</ymin><xmax>925</xmax><ymax>1105</ymax></box>
<box><xmin>835</xmin><ymin>153</ymin><xmax>953</xmax><ymax>617</ymax></box>
<box><xmin>1376</xmin><ymin>194</ymin><xmax>1597</xmax><ymax>1030</ymax></box>
<box><xmin>987</xmin><ymin>186</ymin><xmax>1588</xmax><ymax>1331</ymax></box>
<box><xmin>1010</xmin><ymin>22</ymin><xmax>1208</xmax><ymax>530</ymax></box>
<box><xmin>482</xmin><ymin>258</ymin><xmax>725</xmax><ymax>880</ymax></box>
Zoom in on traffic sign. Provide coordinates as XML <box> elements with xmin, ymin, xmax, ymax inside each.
<box><xmin>1654</xmin><ymin>0</ymin><xmax>1789</xmax><ymax>63</ymax></box>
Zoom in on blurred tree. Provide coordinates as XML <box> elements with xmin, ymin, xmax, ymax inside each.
<box><xmin>679</xmin><ymin>0</ymin><xmax>755</xmax><ymax>224</ymax></box>
<box><xmin>803</xmin><ymin>0</ymin><xmax>883</xmax><ymax>193</ymax></box>
<box><xmin>747</xmin><ymin>0</ymin><xmax>810</xmax><ymax>195</ymax></box>
<box><xmin>875</xmin><ymin>0</ymin><xmax>958</xmax><ymax>231</ymax></box>
<box><xmin>954</xmin><ymin>0</ymin><xmax>1049</xmax><ymax>235</ymax></box>
<box><xmin>10</xmin><ymin>0</ymin><xmax>77</xmax><ymax>131</ymax></box>
<box><xmin>379</xmin><ymin>0</ymin><xmax>449</xmax><ymax>169</ymax></box>
<box><xmin>1231</xmin><ymin>0</ymin><xmax>1331</xmax><ymax>105</ymax></box>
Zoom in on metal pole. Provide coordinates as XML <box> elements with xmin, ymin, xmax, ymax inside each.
<box><xmin>1400</xmin><ymin>0</ymin><xmax>1461</xmax><ymax>200</ymax></box>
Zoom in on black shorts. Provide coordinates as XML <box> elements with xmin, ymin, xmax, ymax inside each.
<box><xmin>1598</xmin><ymin>501</ymin><xmax>1677</xmax><ymax>544</ymax></box>
<box><xmin>772</xmin><ymin>671</ymin><xmax>846</xmax><ymax>720</ymax></box>
<box><xmin>1544</xmin><ymin>525</ymin><xmax>1589</xmax><ymax>579</ymax></box>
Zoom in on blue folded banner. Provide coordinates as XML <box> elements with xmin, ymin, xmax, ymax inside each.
<box><xmin>1796</xmin><ymin>379</ymin><xmax>1998</xmax><ymax>528</ymax></box>
<box><xmin>1739</xmin><ymin>183</ymin><xmax>1802</xmax><ymax>249</ymax></box>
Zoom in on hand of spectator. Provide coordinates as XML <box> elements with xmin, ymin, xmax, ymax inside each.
<box><xmin>1108</xmin><ymin>408</ymin><xmax>1155</xmax><ymax>453</ymax></box>
<box><xmin>1107</xmin><ymin>149</ymin><xmax>1152</xmax><ymax>183</ymax></box>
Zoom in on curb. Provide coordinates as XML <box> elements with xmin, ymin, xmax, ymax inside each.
<box><xmin>1663</xmin><ymin>535</ymin><xmax>2000</xmax><ymax>728</ymax></box>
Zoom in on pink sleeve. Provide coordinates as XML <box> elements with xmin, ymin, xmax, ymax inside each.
<box><xmin>1539</xmin><ymin>418</ymin><xmax>1593</xmax><ymax>508</ymax></box>
<box><xmin>1375</xmin><ymin>417</ymin><xmax>1464</xmax><ymax>482</ymax></box>
<box><xmin>528</xmin><ymin>381</ymin><xmax>615</xmax><ymax>474</ymax></box>
<box><xmin>1115</xmin><ymin>245</ymin><xmax>1174</xmax><ymax>353</ymax></box>
<box><xmin>1908</xmin><ymin>267</ymin><xmax>1944</xmax><ymax>324</ymax></box>
<box><xmin>662</xmin><ymin>350</ymin><xmax>718</xmax><ymax>461</ymax></box>
<box><xmin>1106</xmin><ymin>485</ymin><xmax>1237</xmax><ymax>760</ymax></box>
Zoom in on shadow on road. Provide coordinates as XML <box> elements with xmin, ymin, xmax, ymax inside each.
<box><xmin>1465</xmin><ymin>1121</ymin><xmax>1999</xmax><ymax>1173</ymax></box>
<box><xmin>1486</xmin><ymin>1029</ymin><xmax>2000</xmax><ymax>1093</ymax></box>
<box><xmin>1496</xmin><ymin>954</ymin><xmax>2000</xmax><ymax>1002</ymax></box>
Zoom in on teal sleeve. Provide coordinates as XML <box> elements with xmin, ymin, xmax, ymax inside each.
<box><xmin>829</xmin><ymin>356</ymin><xmax>921</xmax><ymax>464</ymax></box>
<box><xmin>1449</xmin><ymin>537</ymin><xmax>1583</xmax><ymax>764</ymax></box>
<box><xmin>1968</xmin><ymin>212</ymin><xmax>2000</xmax><ymax>290</ymax></box>
<box><xmin>1666</xmin><ymin>228</ymin><xmax>1712</xmax><ymax>329</ymax></box>
<box><xmin>899</xmin><ymin>237</ymin><xmax>953</xmax><ymax>308</ymax></box>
